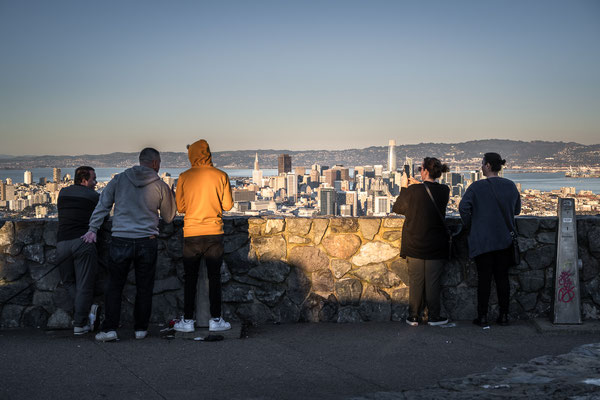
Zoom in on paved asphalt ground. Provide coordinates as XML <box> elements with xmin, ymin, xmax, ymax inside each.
<box><xmin>1</xmin><ymin>320</ymin><xmax>598</xmax><ymax>400</ymax></box>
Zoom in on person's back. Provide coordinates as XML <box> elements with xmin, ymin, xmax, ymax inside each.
<box><xmin>176</xmin><ymin>140</ymin><xmax>233</xmax><ymax>236</ymax></box>
<box><xmin>174</xmin><ymin>139</ymin><xmax>233</xmax><ymax>334</ymax></box>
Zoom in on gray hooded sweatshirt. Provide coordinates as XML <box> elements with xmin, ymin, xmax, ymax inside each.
<box><xmin>88</xmin><ymin>166</ymin><xmax>176</xmax><ymax>238</ymax></box>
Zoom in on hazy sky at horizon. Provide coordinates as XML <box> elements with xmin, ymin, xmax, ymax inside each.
<box><xmin>1</xmin><ymin>0</ymin><xmax>599</xmax><ymax>156</ymax></box>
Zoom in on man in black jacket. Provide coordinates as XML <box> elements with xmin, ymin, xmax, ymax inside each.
<box><xmin>57</xmin><ymin>166</ymin><xmax>100</xmax><ymax>335</ymax></box>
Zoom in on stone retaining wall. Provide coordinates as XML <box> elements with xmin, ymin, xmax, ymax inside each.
<box><xmin>1</xmin><ymin>216</ymin><xmax>599</xmax><ymax>328</ymax></box>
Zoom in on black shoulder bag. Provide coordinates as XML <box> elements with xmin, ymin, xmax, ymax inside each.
<box><xmin>423</xmin><ymin>183</ymin><xmax>456</xmax><ymax>260</ymax></box>
<box><xmin>486</xmin><ymin>179</ymin><xmax>521</xmax><ymax>265</ymax></box>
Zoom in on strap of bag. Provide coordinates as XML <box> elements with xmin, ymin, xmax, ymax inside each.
<box><xmin>423</xmin><ymin>182</ymin><xmax>451</xmax><ymax>237</ymax></box>
<box><xmin>486</xmin><ymin>179</ymin><xmax>517</xmax><ymax>239</ymax></box>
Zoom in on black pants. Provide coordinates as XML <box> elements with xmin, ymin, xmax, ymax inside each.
<box><xmin>183</xmin><ymin>235</ymin><xmax>224</xmax><ymax>320</ymax></box>
<box><xmin>102</xmin><ymin>236</ymin><xmax>158</xmax><ymax>331</ymax></box>
<box><xmin>407</xmin><ymin>257</ymin><xmax>445</xmax><ymax>319</ymax></box>
<box><xmin>474</xmin><ymin>247</ymin><xmax>511</xmax><ymax>316</ymax></box>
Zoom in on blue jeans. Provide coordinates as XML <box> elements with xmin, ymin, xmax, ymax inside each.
<box><xmin>101</xmin><ymin>236</ymin><xmax>158</xmax><ymax>331</ymax></box>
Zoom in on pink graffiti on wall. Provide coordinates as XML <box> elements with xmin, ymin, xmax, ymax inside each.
<box><xmin>558</xmin><ymin>270</ymin><xmax>575</xmax><ymax>303</ymax></box>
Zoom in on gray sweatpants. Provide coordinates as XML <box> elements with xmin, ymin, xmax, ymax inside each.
<box><xmin>406</xmin><ymin>257</ymin><xmax>445</xmax><ymax>320</ymax></box>
<box><xmin>56</xmin><ymin>238</ymin><xmax>98</xmax><ymax>327</ymax></box>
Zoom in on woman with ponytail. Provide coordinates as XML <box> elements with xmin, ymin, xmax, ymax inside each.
<box><xmin>392</xmin><ymin>157</ymin><xmax>450</xmax><ymax>327</ymax></box>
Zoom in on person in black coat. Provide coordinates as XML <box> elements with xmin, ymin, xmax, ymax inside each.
<box><xmin>392</xmin><ymin>157</ymin><xmax>450</xmax><ymax>326</ymax></box>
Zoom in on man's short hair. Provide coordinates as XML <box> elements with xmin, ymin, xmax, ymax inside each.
<box><xmin>139</xmin><ymin>148</ymin><xmax>161</xmax><ymax>163</ymax></box>
<box><xmin>74</xmin><ymin>166</ymin><xmax>95</xmax><ymax>185</ymax></box>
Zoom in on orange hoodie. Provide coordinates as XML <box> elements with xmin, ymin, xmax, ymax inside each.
<box><xmin>176</xmin><ymin>140</ymin><xmax>233</xmax><ymax>237</ymax></box>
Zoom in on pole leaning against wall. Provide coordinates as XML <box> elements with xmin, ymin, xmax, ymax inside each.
<box><xmin>552</xmin><ymin>198</ymin><xmax>582</xmax><ymax>324</ymax></box>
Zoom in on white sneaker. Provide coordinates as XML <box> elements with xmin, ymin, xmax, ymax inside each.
<box><xmin>174</xmin><ymin>317</ymin><xmax>195</xmax><ymax>333</ymax></box>
<box><xmin>209</xmin><ymin>317</ymin><xmax>231</xmax><ymax>332</ymax></box>
<box><xmin>95</xmin><ymin>330</ymin><xmax>118</xmax><ymax>342</ymax></box>
<box><xmin>88</xmin><ymin>304</ymin><xmax>99</xmax><ymax>331</ymax></box>
<box><xmin>74</xmin><ymin>324</ymin><xmax>91</xmax><ymax>335</ymax></box>
<box><xmin>135</xmin><ymin>330</ymin><xmax>148</xmax><ymax>340</ymax></box>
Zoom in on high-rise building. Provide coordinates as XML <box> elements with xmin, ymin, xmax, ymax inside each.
<box><xmin>374</xmin><ymin>165</ymin><xmax>384</xmax><ymax>177</ymax></box>
<box><xmin>374</xmin><ymin>196</ymin><xmax>390</xmax><ymax>216</ymax></box>
<box><xmin>388</xmin><ymin>140</ymin><xmax>397</xmax><ymax>171</ymax></box>
<box><xmin>0</xmin><ymin>181</ymin><xmax>5</xmax><ymax>201</ymax></box>
<box><xmin>323</xmin><ymin>169</ymin><xmax>337</xmax><ymax>187</ymax></box>
<box><xmin>24</xmin><ymin>170</ymin><xmax>33</xmax><ymax>185</ymax></box>
<box><xmin>403</xmin><ymin>157</ymin><xmax>414</xmax><ymax>178</ymax></box>
<box><xmin>38</xmin><ymin>177</ymin><xmax>47</xmax><ymax>185</ymax></box>
<box><xmin>252</xmin><ymin>153</ymin><xmax>263</xmax><ymax>186</ymax></box>
<box><xmin>278</xmin><ymin>154</ymin><xmax>291</xmax><ymax>175</ymax></box>
<box><xmin>318</xmin><ymin>187</ymin><xmax>336</xmax><ymax>215</ymax></box>
<box><xmin>53</xmin><ymin>168</ymin><xmax>61</xmax><ymax>183</ymax></box>
<box><xmin>286</xmin><ymin>173</ymin><xmax>298</xmax><ymax>201</ymax></box>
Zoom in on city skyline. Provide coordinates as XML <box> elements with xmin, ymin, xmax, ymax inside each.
<box><xmin>1</xmin><ymin>1</ymin><xmax>599</xmax><ymax>156</ymax></box>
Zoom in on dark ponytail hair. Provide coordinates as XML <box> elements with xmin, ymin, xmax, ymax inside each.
<box><xmin>483</xmin><ymin>152</ymin><xmax>506</xmax><ymax>172</ymax></box>
<box><xmin>422</xmin><ymin>157</ymin><xmax>449</xmax><ymax>179</ymax></box>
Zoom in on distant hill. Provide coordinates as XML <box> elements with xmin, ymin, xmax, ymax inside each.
<box><xmin>0</xmin><ymin>140</ymin><xmax>598</xmax><ymax>169</ymax></box>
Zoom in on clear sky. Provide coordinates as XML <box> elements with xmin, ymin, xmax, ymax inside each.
<box><xmin>1</xmin><ymin>0</ymin><xmax>599</xmax><ymax>155</ymax></box>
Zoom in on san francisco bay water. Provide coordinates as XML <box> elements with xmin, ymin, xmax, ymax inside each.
<box><xmin>1</xmin><ymin>168</ymin><xmax>599</xmax><ymax>194</ymax></box>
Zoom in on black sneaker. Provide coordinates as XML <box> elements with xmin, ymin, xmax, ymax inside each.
<box><xmin>497</xmin><ymin>314</ymin><xmax>509</xmax><ymax>326</ymax></box>
<box><xmin>427</xmin><ymin>316</ymin><xmax>449</xmax><ymax>326</ymax></box>
<box><xmin>473</xmin><ymin>316</ymin><xmax>489</xmax><ymax>327</ymax></box>
<box><xmin>405</xmin><ymin>316</ymin><xmax>419</xmax><ymax>327</ymax></box>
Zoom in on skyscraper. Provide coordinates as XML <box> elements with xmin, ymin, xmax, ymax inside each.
<box><xmin>252</xmin><ymin>153</ymin><xmax>263</xmax><ymax>186</ymax></box>
<box><xmin>24</xmin><ymin>170</ymin><xmax>33</xmax><ymax>185</ymax></box>
<box><xmin>278</xmin><ymin>154</ymin><xmax>291</xmax><ymax>175</ymax></box>
<box><xmin>0</xmin><ymin>181</ymin><xmax>6</xmax><ymax>201</ymax></box>
<box><xmin>53</xmin><ymin>168</ymin><xmax>61</xmax><ymax>183</ymax></box>
<box><xmin>286</xmin><ymin>173</ymin><xmax>298</xmax><ymax>201</ymax></box>
<box><xmin>388</xmin><ymin>140</ymin><xmax>397</xmax><ymax>171</ymax></box>
<box><xmin>318</xmin><ymin>187</ymin><xmax>336</xmax><ymax>215</ymax></box>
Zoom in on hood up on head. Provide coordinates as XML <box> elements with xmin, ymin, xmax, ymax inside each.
<box><xmin>188</xmin><ymin>139</ymin><xmax>213</xmax><ymax>167</ymax></box>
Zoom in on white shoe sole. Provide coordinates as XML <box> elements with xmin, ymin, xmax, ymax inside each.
<box><xmin>174</xmin><ymin>327</ymin><xmax>194</xmax><ymax>333</ymax></box>
<box><xmin>95</xmin><ymin>332</ymin><xmax>118</xmax><ymax>342</ymax></box>
<box><xmin>405</xmin><ymin>319</ymin><xmax>418</xmax><ymax>327</ymax></box>
<box><xmin>209</xmin><ymin>325</ymin><xmax>231</xmax><ymax>332</ymax></box>
<box><xmin>428</xmin><ymin>320</ymin><xmax>449</xmax><ymax>326</ymax></box>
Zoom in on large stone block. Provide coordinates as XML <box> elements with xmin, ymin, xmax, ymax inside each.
<box><xmin>390</xmin><ymin>287</ymin><xmax>409</xmax><ymax>321</ymax></box>
<box><xmin>539</xmin><ymin>218</ymin><xmax>557</xmax><ymax>230</ymax></box>
<box><xmin>248</xmin><ymin>261</ymin><xmax>290</xmax><ymax>283</ymax></box>
<box><xmin>337</xmin><ymin>307</ymin><xmax>362</xmax><ymax>323</ymax></box>
<box><xmin>588</xmin><ymin>226</ymin><xmax>600</xmax><ymax>256</ymax></box>
<box><xmin>23</xmin><ymin>243</ymin><xmax>45</xmax><ymax>264</ymax></box>
<box><xmin>383</xmin><ymin>218</ymin><xmax>404</xmax><ymax>228</ymax></box>
<box><xmin>33</xmin><ymin>291</ymin><xmax>55</xmax><ymax>312</ymax></box>
<box><xmin>358</xmin><ymin>218</ymin><xmax>381</xmax><ymax>240</ymax></box>
<box><xmin>285</xmin><ymin>218</ymin><xmax>312</xmax><ymax>235</ymax></box>
<box><xmin>441</xmin><ymin>260</ymin><xmax>462</xmax><ymax>287</ymax></box>
<box><xmin>265</xmin><ymin>219</ymin><xmax>285</xmax><ymax>234</ymax></box>
<box><xmin>318</xmin><ymin>294</ymin><xmax>339</xmax><ymax>322</ymax></box>
<box><xmin>358</xmin><ymin>284</ymin><xmax>391</xmax><ymax>321</ymax></box>
<box><xmin>382</xmin><ymin>230</ymin><xmax>402</xmax><ymax>242</ymax></box>
<box><xmin>442</xmin><ymin>284</ymin><xmax>477</xmax><ymax>320</ymax></box>
<box><xmin>254</xmin><ymin>285</ymin><xmax>286</xmax><ymax>307</ymax></box>
<box><xmin>0</xmin><ymin>304</ymin><xmax>25</xmax><ymax>328</ymax></box>
<box><xmin>0</xmin><ymin>255</ymin><xmax>28</xmax><ymax>281</ymax></box>
<box><xmin>351</xmin><ymin>241</ymin><xmax>400</xmax><ymax>266</ymax></box>
<box><xmin>518</xmin><ymin>269</ymin><xmax>545</xmax><ymax>293</ymax></box>
<box><xmin>331</xmin><ymin>259</ymin><xmax>352</xmax><ymax>279</ymax></box>
<box><xmin>579</xmin><ymin>247</ymin><xmax>599</xmax><ymax>282</ymax></box>
<box><xmin>43</xmin><ymin>222</ymin><xmax>58</xmax><ymax>247</ymax></box>
<box><xmin>389</xmin><ymin>258</ymin><xmax>409</xmax><ymax>286</ymax></box>
<box><xmin>253</xmin><ymin>235</ymin><xmax>286</xmax><ymax>261</ymax></box>
<box><xmin>525</xmin><ymin>245</ymin><xmax>555</xmax><ymax>270</ymax></box>
<box><xmin>516</xmin><ymin>292</ymin><xmax>538</xmax><ymax>311</ymax></box>
<box><xmin>224</xmin><ymin>244</ymin><xmax>256</xmax><ymax>275</ymax></box>
<box><xmin>47</xmin><ymin>308</ymin><xmax>72</xmax><ymax>329</ymax></box>
<box><xmin>166</xmin><ymin>233</ymin><xmax>183</xmax><ymax>259</ymax></box>
<box><xmin>14</xmin><ymin>221</ymin><xmax>43</xmax><ymax>245</ymax></box>
<box><xmin>222</xmin><ymin>283</ymin><xmax>254</xmax><ymax>303</ymax></box>
<box><xmin>310</xmin><ymin>219</ymin><xmax>329</xmax><ymax>244</ymax></box>
<box><xmin>517</xmin><ymin>237</ymin><xmax>537</xmax><ymax>252</ymax></box>
<box><xmin>312</xmin><ymin>269</ymin><xmax>334</xmax><ymax>293</ymax></box>
<box><xmin>0</xmin><ymin>221</ymin><xmax>15</xmax><ymax>246</ymax></box>
<box><xmin>536</xmin><ymin>232</ymin><xmax>556</xmax><ymax>244</ymax></box>
<box><xmin>329</xmin><ymin>218</ymin><xmax>358</xmax><ymax>233</ymax></box>
<box><xmin>3</xmin><ymin>244</ymin><xmax>22</xmax><ymax>256</ymax></box>
<box><xmin>224</xmin><ymin>233</ymin><xmax>249</xmax><ymax>254</ymax></box>
<box><xmin>321</xmin><ymin>234</ymin><xmax>361</xmax><ymax>259</ymax></box>
<box><xmin>352</xmin><ymin>263</ymin><xmax>401</xmax><ymax>288</ymax></box>
<box><xmin>516</xmin><ymin>218</ymin><xmax>539</xmax><ymax>238</ymax></box>
<box><xmin>288</xmin><ymin>236</ymin><xmax>310</xmax><ymax>244</ymax></box>
<box><xmin>334</xmin><ymin>278</ymin><xmax>362</xmax><ymax>306</ymax></box>
<box><xmin>300</xmin><ymin>293</ymin><xmax>327</xmax><ymax>322</ymax></box>
<box><xmin>286</xmin><ymin>267</ymin><xmax>311</xmax><ymax>305</ymax></box>
<box><xmin>22</xmin><ymin>306</ymin><xmax>49</xmax><ymax>328</ymax></box>
<box><xmin>153</xmin><ymin>276</ymin><xmax>181</xmax><ymax>294</ymax></box>
<box><xmin>155</xmin><ymin>252</ymin><xmax>176</xmax><ymax>279</ymax></box>
<box><xmin>288</xmin><ymin>245</ymin><xmax>329</xmax><ymax>272</ymax></box>
<box><xmin>273</xmin><ymin>297</ymin><xmax>301</xmax><ymax>323</ymax></box>
<box><xmin>34</xmin><ymin>268</ymin><xmax>61</xmax><ymax>291</ymax></box>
